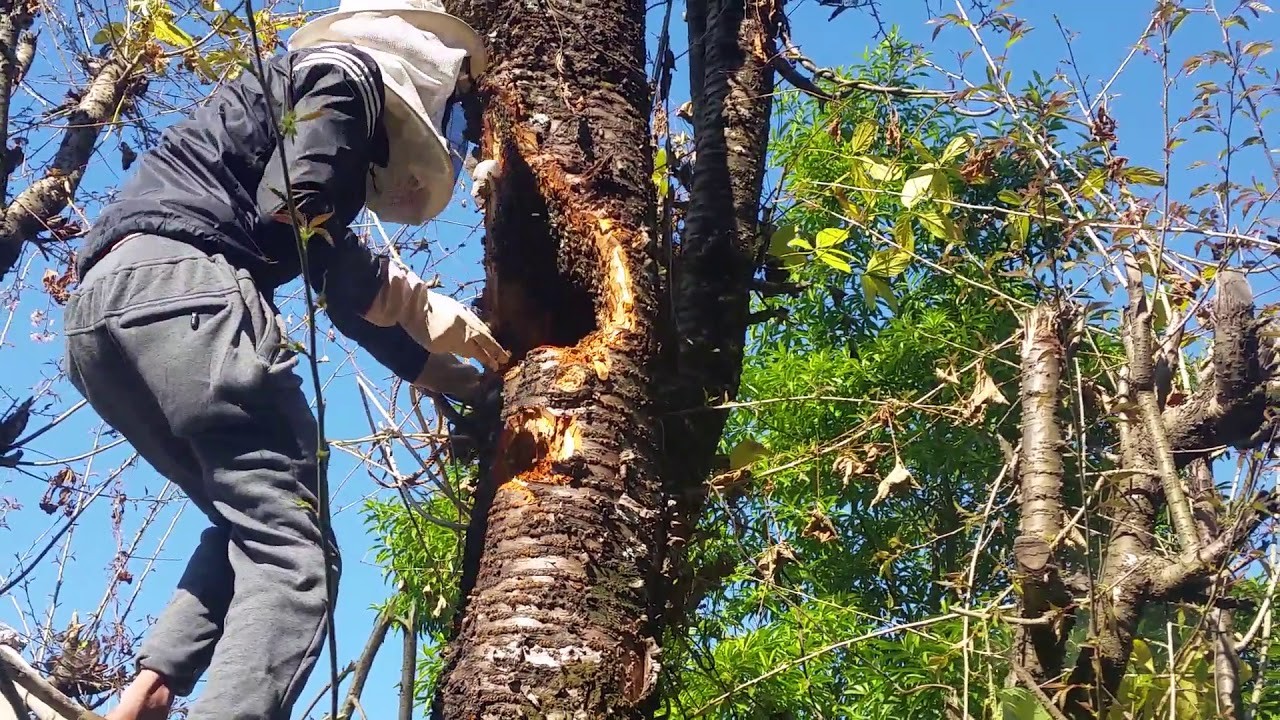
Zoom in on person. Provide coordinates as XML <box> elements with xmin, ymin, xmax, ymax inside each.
<box><xmin>61</xmin><ymin>1</ymin><xmax>506</xmax><ymax>718</ymax></box>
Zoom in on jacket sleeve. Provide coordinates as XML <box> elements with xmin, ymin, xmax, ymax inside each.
<box><xmin>255</xmin><ymin>47</ymin><xmax>429</xmax><ymax>382</ymax></box>
<box><xmin>326</xmin><ymin>281</ymin><xmax>432</xmax><ymax>385</ymax></box>
<box><xmin>256</xmin><ymin>45</ymin><xmax>385</xmax><ymax>313</ymax></box>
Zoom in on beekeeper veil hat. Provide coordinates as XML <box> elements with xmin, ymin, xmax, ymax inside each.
<box><xmin>288</xmin><ymin>0</ymin><xmax>488</xmax><ymax>224</ymax></box>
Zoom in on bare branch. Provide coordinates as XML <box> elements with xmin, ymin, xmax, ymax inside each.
<box><xmin>1121</xmin><ymin>250</ymin><xmax>1200</xmax><ymax>552</ymax></box>
<box><xmin>0</xmin><ymin>52</ymin><xmax>141</xmax><ymax>278</ymax></box>
<box><xmin>0</xmin><ymin>644</ymin><xmax>106</xmax><ymax>720</ymax></box>
<box><xmin>337</xmin><ymin>607</ymin><xmax>394</xmax><ymax>720</ymax></box>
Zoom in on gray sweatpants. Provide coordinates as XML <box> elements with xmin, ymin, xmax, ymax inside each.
<box><xmin>63</xmin><ymin>234</ymin><xmax>340</xmax><ymax>720</ymax></box>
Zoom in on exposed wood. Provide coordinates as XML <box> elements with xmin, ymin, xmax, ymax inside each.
<box><xmin>432</xmin><ymin>0</ymin><xmax>664</xmax><ymax>716</ymax></box>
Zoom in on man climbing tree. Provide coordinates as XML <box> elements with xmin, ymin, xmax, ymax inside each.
<box><xmin>59</xmin><ymin>1</ymin><xmax>509</xmax><ymax>718</ymax></box>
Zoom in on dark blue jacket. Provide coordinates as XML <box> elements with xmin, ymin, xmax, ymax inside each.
<box><xmin>77</xmin><ymin>44</ymin><xmax>429</xmax><ymax>382</ymax></box>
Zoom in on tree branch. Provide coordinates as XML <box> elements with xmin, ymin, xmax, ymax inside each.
<box><xmin>0</xmin><ymin>51</ymin><xmax>140</xmax><ymax>279</ymax></box>
<box><xmin>662</xmin><ymin>0</ymin><xmax>783</xmax><ymax>631</ymax></box>
<box><xmin>398</xmin><ymin>605</ymin><xmax>417</xmax><ymax>720</ymax></box>
<box><xmin>0</xmin><ymin>0</ymin><xmax>36</xmax><ymax>203</ymax></box>
<box><xmin>1122</xmin><ymin>251</ymin><xmax>1200</xmax><ymax>551</ymax></box>
<box><xmin>337</xmin><ymin>607</ymin><xmax>394</xmax><ymax>720</ymax></box>
<box><xmin>0</xmin><ymin>645</ymin><xmax>105</xmax><ymax>720</ymax></box>
<box><xmin>1013</xmin><ymin>302</ymin><xmax>1074</xmax><ymax>682</ymax></box>
<box><xmin>1165</xmin><ymin>269</ymin><xmax>1267</xmax><ymax>462</ymax></box>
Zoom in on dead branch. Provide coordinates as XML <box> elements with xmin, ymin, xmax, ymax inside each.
<box><xmin>337</xmin><ymin>607</ymin><xmax>394</xmax><ymax>720</ymax></box>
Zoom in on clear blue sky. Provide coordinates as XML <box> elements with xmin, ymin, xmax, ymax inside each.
<box><xmin>0</xmin><ymin>1</ymin><xmax>1274</xmax><ymax>718</ymax></box>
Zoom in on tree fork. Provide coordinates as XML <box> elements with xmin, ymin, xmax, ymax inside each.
<box><xmin>433</xmin><ymin>0</ymin><xmax>664</xmax><ymax>716</ymax></box>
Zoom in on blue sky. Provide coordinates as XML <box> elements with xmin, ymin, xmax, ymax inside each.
<box><xmin>0</xmin><ymin>0</ymin><xmax>1276</xmax><ymax>718</ymax></box>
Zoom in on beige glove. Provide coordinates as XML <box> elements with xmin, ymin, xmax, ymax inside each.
<box><xmin>364</xmin><ymin>259</ymin><xmax>511</xmax><ymax>371</ymax></box>
<box><xmin>412</xmin><ymin>352</ymin><xmax>485</xmax><ymax>405</ymax></box>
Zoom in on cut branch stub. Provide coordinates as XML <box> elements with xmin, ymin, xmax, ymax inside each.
<box><xmin>1013</xmin><ymin>302</ymin><xmax>1074</xmax><ymax>683</ymax></box>
<box><xmin>434</xmin><ymin>0</ymin><xmax>665</xmax><ymax>717</ymax></box>
<box><xmin>1165</xmin><ymin>269</ymin><xmax>1268</xmax><ymax>462</ymax></box>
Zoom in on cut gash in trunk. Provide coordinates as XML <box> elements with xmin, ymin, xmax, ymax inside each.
<box><xmin>430</xmin><ymin>1</ymin><xmax>665</xmax><ymax>717</ymax></box>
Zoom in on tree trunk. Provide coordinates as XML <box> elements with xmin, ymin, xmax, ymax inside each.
<box><xmin>430</xmin><ymin>0</ymin><xmax>782</xmax><ymax>715</ymax></box>
<box><xmin>431</xmin><ymin>0</ymin><xmax>664</xmax><ymax>717</ymax></box>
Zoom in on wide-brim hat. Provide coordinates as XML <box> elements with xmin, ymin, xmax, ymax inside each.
<box><xmin>288</xmin><ymin>0</ymin><xmax>489</xmax><ymax>76</ymax></box>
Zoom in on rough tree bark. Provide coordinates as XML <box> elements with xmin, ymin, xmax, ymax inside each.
<box><xmin>430</xmin><ymin>1</ymin><xmax>664</xmax><ymax>716</ymax></box>
<box><xmin>429</xmin><ymin>0</ymin><xmax>781</xmax><ymax>717</ymax></box>
<box><xmin>662</xmin><ymin>0</ymin><xmax>783</xmax><ymax>628</ymax></box>
<box><xmin>1013</xmin><ymin>303</ymin><xmax>1074</xmax><ymax>683</ymax></box>
<box><xmin>1006</xmin><ymin>267</ymin><xmax>1280</xmax><ymax>719</ymax></box>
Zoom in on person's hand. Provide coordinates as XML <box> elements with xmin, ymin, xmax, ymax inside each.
<box><xmin>412</xmin><ymin>352</ymin><xmax>486</xmax><ymax>405</ymax></box>
<box><xmin>404</xmin><ymin>289</ymin><xmax>510</xmax><ymax>371</ymax></box>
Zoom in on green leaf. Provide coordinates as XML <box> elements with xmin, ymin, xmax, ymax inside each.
<box><xmin>1122</xmin><ymin>166</ymin><xmax>1165</xmax><ymax>186</ymax></box>
<box><xmin>653</xmin><ymin>147</ymin><xmax>669</xmax><ymax>198</ymax></box>
<box><xmin>892</xmin><ymin>215</ymin><xmax>916</xmax><ymax>255</ymax></box>
<box><xmin>1243</xmin><ymin>40</ymin><xmax>1273</xmax><ymax>58</ymax></box>
<box><xmin>997</xmin><ymin>189</ymin><xmax>1023</xmax><ymax>206</ymax></box>
<box><xmin>153</xmin><ymin>17</ymin><xmax>195</xmax><ymax>48</ymax></box>
<box><xmin>1081</xmin><ymin>168</ymin><xmax>1108</xmax><ymax>197</ymax></box>
<box><xmin>815</xmin><ymin>227</ymin><xmax>847</xmax><ymax>249</ymax></box>
<box><xmin>92</xmin><ymin>22</ymin><xmax>127</xmax><ymax>45</ymax></box>
<box><xmin>858</xmin><ymin>157</ymin><xmax>898</xmax><ymax>183</ymax></box>
<box><xmin>867</xmin><ymin>248</ymin><xmax>911</xmax><ymax>278</ymax></box>
<box><xmin>816</xmin><ymin>248</ymin><xmax>854</xmax><ymax>273</ymax></box>
<box><xmin>280</xmin><ymin>110</ymin><xmax>299</xmax><ymax>139</ymax></box>
<box><xmin>908</xmin><ymin>137</ymin><xmax>937</xmax><ymax>164</ymax></box>
<box><xmin>767</xmin><ymin>225</ymin><xmax>804</xmax><ymax>268</ymax></box>
<box><xmin>860</xmin><ymin>273</ymin><xmax>897</xmax><ymax>313</ymax></box>
<box><xmin>1007</xmin><ymin>214</ymin><xmax>1029</xmax><ymax>248</ymax></box>
<box><xmin>901</xmin><ymin>170</ymin><xmax>936</xmax><ymax>209</ymax></box>
<box><xmin>940</xmin><ymin>133</ymin><xmax>975</xmax><ymax>164</ymax></box>
<box><xmin>849</xmin><ymin>121</ymin><xmax>877</xmax><ymax>154</ymax></box>
<box><xmin>914</xmin><ymin>209</ymin><xmax>958</xmax><ymax>243</ymax></box>
<box><xmin>728</xmin><ymin>439</ymin><xmax>770</xmax><ymax>470</ymax></box>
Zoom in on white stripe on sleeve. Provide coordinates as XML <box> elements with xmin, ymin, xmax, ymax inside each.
<box><xmin>294</xmin><ymin>47</ymin><xmax>381</xmax><ymax>137</ymax></box>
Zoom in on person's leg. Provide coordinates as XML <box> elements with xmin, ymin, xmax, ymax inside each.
<box><xmin>64</xmin><ymin>237</ymin><xmax>236</xmax><ymax>715</ymax></box>
<box><xmin>87</xmin><ymin>238</ymin><xmax>339</xmax><ymax>720</ymax></box>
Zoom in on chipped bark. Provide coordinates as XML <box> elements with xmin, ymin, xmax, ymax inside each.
<box><xmin>1013</xmin><ymin>303</ymin><xmax>1074</xmax><ymax>683</ymax></box>
<box><xmin>0</xmin><ymin>52</ymin><xmax>141</xmax><ymax>279</ymax></box>
<box><xmin>432</xmin><ymin>0</ymin><xmax>664</xmax><ymax>717</ymax></box>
